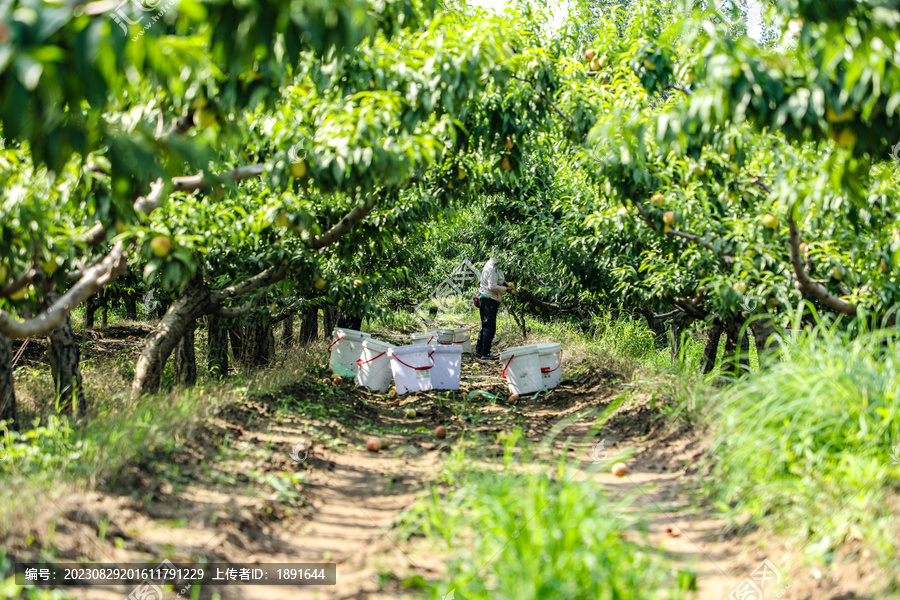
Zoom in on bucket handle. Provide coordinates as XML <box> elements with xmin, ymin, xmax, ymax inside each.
<box><xmin>501</xmin><ymin>355</ymin><xmax>514</xmax><ymax>379</ymax></box>
<box><xmin>541</xmin><ymin>350</ymin><xmax>562</xmax><ymax>373</ymax></box>
<box><xmin>327</xmin><ymin>334</ymin><xmax>345</xmax><ymax>353</ymax></box>
<box><xmin>357</xmin><ymin>351</ymin><xmax>386</xmax><ymax>366</ymax></box>
<box><xmin>391</xmin><ymin>351</ymin><xmax>435</xmax><ymax>371</ymax></box>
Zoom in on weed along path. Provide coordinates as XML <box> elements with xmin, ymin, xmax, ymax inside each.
<box><xmin>9</xmin><ymin>336</ymin><xmax>803</xmax><ymax>599</ymax></box>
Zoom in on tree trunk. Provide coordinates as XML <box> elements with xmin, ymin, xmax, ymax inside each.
<box><xmin>721</xmin><ymin>318</ymin><xmax>743</xmax><ymax>378</ymax></box>
<box><xmin>174</xmin><ymin>320</ymin><xmax>197</xmax><ymax>387</ymax></box>
<box><xmin>132</xmin><ymin>283</ymin><xmax>212</xmax><ymax>399</ymax></box>
<box><xmin>299</xmin><ymin>306</ymin><xmax>318</xmax><ymax>344</ymax></box>
<box><xmin>124</xmin><ymin>291</ymin><xmax>138</xmax><ymax>321</ymax></box>
<box><xmin>639</xmin><ymin>308</ymin><xmax>669</xmax><ymax>349</ymax></box>
<box><xmin>669</xmin><ymin>318</ymin><xmax>683</xmax><ymax>364</ymax></box>
<box><xmin>207</xmin><ymin>314</ymin><xmax>229</xmax><ymax>379</ymax></box>
<box><xmin>241</xmin><ymin>311</ymin><xmax>273</xmax><ymax>370</ymax></box>
<box><xmin>509</xmin><ymin>304</ymin><xmax>528</xmax><ymax>340</ymax></box>
<box><xmin>0</xmin><ymin>333</ymin><xmax>16</xmax><ymax>429</ymax></box>
<box><xmin>84</xmin><ymin>293</ymin><xmax>98</xmax><ymax>329</ymax></box>
<box><xmin>739</xmin><ymin>329</ymin><xmax>751</xmax><ymax>373</ymax></box>
<box><xmin>701</xmin><ymin>320</ymin><xmax>723</xmax><ymax>375</ymax></box>
<box><xmin>100</xmin><ymin>293</ymin><xmax>108</xmax><ymax>328</ymax></box>
<box><xmin>323</xmin><ymin>305</ymin><xmax>338</xmax><ymax>337</ymax></box>
<box><xmin>282</xmin><ymin>315</ymin><xmax>294</xmax><ymax>348</ymax></box>
<box><xmin>48</xmin><ymin>314</ymin><xmax>86</xmax><ymax>416</ymax></box>
<box><xmin>156</xmin><ymin>297</ymin><xmax>170</xmax><ymax>320</ymax></box>
<box><xmin>132</xmin><ymin>265</ymin><xmax>288</xmax><ymax>397</ymax></box>
<box><xmin>228</xmin><ymin>322</ymin><xmax>243</xmax><ymax>365</ymax></box>
<box><xmin>749</xmin><ymin>318</ymin><xmax>781</xmax><ymax>368</ymax></box>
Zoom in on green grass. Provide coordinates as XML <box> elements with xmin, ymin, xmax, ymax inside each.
<box><xmin>0</xmin><ymin>341</ymin><xmax>325</xmax><ymax>533</ymax></box>
<box><xmin>369</xmin><ymin>308</ymin><xmax>421</xmax><ymax>332</ymax></box>
<box><xmin>397</xmin><ymin>434</ymin><xmax>692</xmax><ymax>599</ymax></box>
<box><xmin>703</xmin><ymin>325</ymin><xmax>900</xmax><ymax>565</ymax></box>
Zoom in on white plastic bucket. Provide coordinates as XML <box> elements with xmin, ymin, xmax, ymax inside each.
<box><xmin>429</xmin><ymin>344</ymin><xmax>463</xmax><ymax>390</ymax></box>
<box><xmin>410</xmin><ymin>331</ymin><xmax>436</xmax><ymax>345</ymax></box>
<box><xmin>452</xmin><ymin>326</ymin><xmax>472</xmax><ymax>354</ymax></box>
<box><xmin>536</xmin><ymin>342</ymin><xmax>562</xmax><ymax>389</ymax></box>
<box><xmin>387</xmin><ymin>345</ymin><xmax>434</xmax><ymax>395</ymax></box>
<box><xmin>500</xmin><ymin>345</ymin><xmax>544</xmax><ymax>396</ymax></box>
<box><xmin>356</xmin><ymin>339</ymin><xmax>396</xmax><ymax>393</ymax></box>
<box><xmin>435</xmin><ymin>329</ymin><xmax>456</xmax><ymax>344</ymax></box>
<box><xmin>329</xmin><ymin>328</ymin><xmax>371</xmax><ymax>376</ymax></box>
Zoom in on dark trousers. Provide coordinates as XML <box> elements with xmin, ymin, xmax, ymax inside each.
<box><xmin>476</xmin><ymin>297</ymin><xmax>500</xmax><ymax>356</ymax></box>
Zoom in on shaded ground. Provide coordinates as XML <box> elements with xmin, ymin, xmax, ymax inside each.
<box><xmin>10</xmin><ymin>323</ymin><xmax>154</xmax><ymax>369</ymax></box>
<box><xmin>4</xmin><ymin>325</ymin><xmax>894</xmax><ymax>599</ymax></box>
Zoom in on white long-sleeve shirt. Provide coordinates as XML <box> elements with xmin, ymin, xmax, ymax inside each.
<box><xmin>478</xmin><ymin>258</ymin><xmax>508</xmax><ymax>301</ymax></box>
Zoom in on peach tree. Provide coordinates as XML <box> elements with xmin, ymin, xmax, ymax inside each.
<box><xmin>0</xmin><ymin>0</ymin><xmax>581</xmax><ymax>422</ymax></box>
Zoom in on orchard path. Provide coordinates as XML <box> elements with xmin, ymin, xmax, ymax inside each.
<box><xmin>14</xmin><ymin>338</ymin><xmax>841</xmax><ymax>600</ymax></box>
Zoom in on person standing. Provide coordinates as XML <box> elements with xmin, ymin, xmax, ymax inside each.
<box><xmin>475</xmin><ymin>257</ymin><xmax>513</xmax><ymax>360</ymax></box>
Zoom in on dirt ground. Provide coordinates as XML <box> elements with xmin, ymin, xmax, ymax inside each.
<box><xmin>4</xmin><ymin>325</ymin><xmax>893</xmax><ymax>599</ymax></box>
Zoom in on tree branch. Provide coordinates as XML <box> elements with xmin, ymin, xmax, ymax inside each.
<box><xmin>170</xmin><ymin>164</ymin><xmax>266</xmax><ymax>193</ymax></box>
<box><xmin>665</xmin><ymin>84</ymin><xmax>694</xmax><ymax>96</ymax></box>
<box><xmin>736</xmin><ymin>175</ymin><xmax>773</xmax><ymax>195</ymax></box>
<box><xmin>211</xmin><ymin>265</ymin><xmax>288</xmax><ymax>304</ymax></box>
<box><xmin>673</xmin><ymin>296</ymin><xmax>706</xmax><ymax>319</ymax></box>
<box><xmin>653</xmin><ymin>308</ymin><xmax>683</xmax><ymax>320</ymax></box>
<box><xmin>270</xmin><ymin>298</ymin><xmax>304</xmax><ymax>324</ymax></box>
<box><xmin>133</xmin><ymin>165</ymin><xmax>266</xmax><ymax>214</ymax></box>
<box><xmin>215</xmin><ymin>300</ymin><xmax>257</xmax><ymax>319</ymax></box>
<box><xmin>0</xmin><ymin>242</ymin><xmax>128</xmax><ymax>338</ymax></box>
<box><xmin>311</xmin><ymin>203</ymin><xmax>376</xmax><ymax>249</ymax></box>
<box><xmin>633</xmin><ymin>200</ymin><xmax>735</xmax><ymax>265</ymax></box>
<box><xmin>515</xmin><ymin>289</ymin><xmax>580</xmax><ymax>311</ymax></box>
<box><xmin>511</xmin><ymin>75</ymin><xmax>574</xmax><ymax>126</ymax></box>
<box><xmin>787</xmin><ymin>210</ymin><xmax>857</xmax><ymax>316</ymax></box>
<box><xmin>80</xmin><ymin>221</ymin><xmax>108</xmax><ymax>248</ymax></box>
<box><xmin>0</xmin><ymin>269</ymin><xmax>37</xmax><ymax>300</ymax></box>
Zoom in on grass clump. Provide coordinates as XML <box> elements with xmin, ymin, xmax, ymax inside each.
<box><xmin>398</xmin><ymin>435</ymin><xmax>691</xmax><ymax>599</ymax></box>
<box><xmin>704</xmin><ymin>326</ymin><xmax>900</xmax><ymax>562</ymax></box>
<box><xmin>0</xmin><ymin>340</ymin><xmax>325</xmax><ymax>535</ymax></box>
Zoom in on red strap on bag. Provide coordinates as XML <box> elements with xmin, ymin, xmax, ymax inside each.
<box><xmin>357</xmin><ymin>351</ymin><xmax>386</xmax><ymax>366</ymax></box>
<box><xmin>327</xmin><ymin>334</ymin><xmax>345</xmax><ymax>353</ymax></box>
